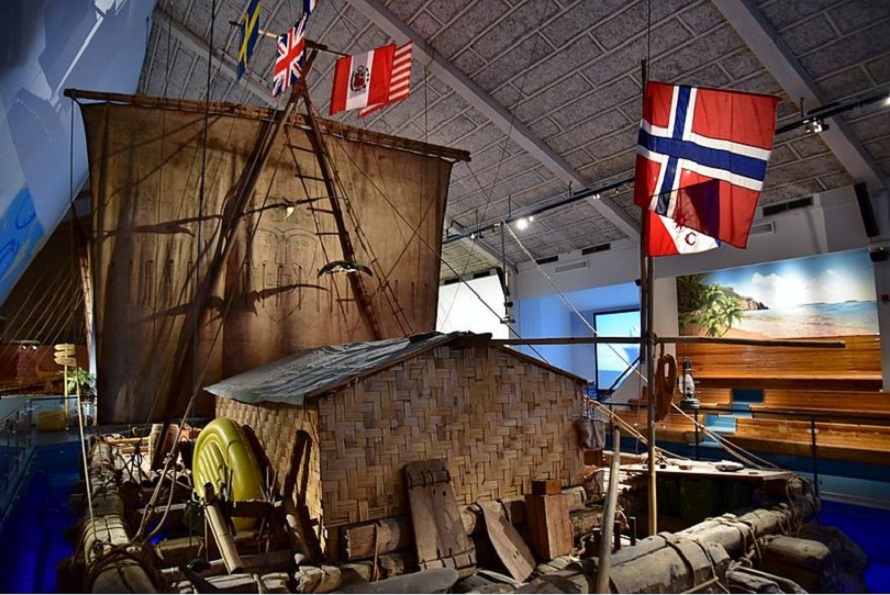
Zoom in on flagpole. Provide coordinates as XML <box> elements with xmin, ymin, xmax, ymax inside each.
<box><xmin>639</xmin><ymin>58</ymin><xmax>658</xmax><ymax>537</ymax></box>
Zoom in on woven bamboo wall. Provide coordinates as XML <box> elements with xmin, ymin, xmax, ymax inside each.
<box><xmin>315</xmin><ymin>345</ymin><xmax>585</xmax><ymax>527</ymax></box>
<box><xmin>215</xmin><ymin>399</ymin><xmax>323</xmax><ymax>525</ymax></box>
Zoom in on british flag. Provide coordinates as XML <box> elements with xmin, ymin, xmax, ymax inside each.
<box><xmin>272</xmin><ymin>14</ymin><xmax>308</xmax><ymax>98</ymax></box>
<box><xmin>634</xmin><ymin>81</ymin><xmax>779</xmax><ymax>249</ymax></box>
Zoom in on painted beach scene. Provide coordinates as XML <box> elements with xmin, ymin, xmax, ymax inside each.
<box><xmin>677</xmin><ymin>249</ymin><xmax>878</xmax><ymax>338</ymax></box>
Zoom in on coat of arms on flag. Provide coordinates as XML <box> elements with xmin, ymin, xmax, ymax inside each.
<box><xmin>329</xmin><ymin>42</ymin><xmax>414</xmax><ymax>116</ymax></box>
<box><xmin>634</xmin><ymin>81</ymin><xmax>779</xmax><ymax>255</ymax></box>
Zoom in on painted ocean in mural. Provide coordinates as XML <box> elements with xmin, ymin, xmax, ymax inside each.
<box><xmin>677</xmin><ymin>249</ymin><xmax>878</xmax><ymax>338</ymax></box>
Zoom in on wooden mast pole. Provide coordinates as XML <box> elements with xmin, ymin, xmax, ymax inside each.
<box><xmin>297</xmin><ymin>88</ymin><xmax>383</xmax><ymax>340</ymax></box>
<box><xmin>639</xmin><ymin>58</ymin><xmax>658</xmax><ymax>536</ymax></box>
<box><xmin>151</xmin><ymin>52</ymin><xmax>319</xmax><ymax>468</ymax></box>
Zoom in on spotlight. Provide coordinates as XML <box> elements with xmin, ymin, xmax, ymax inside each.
<box><xmin>285</xmin><ymin>206</ymin><xmax>295</xmax><ymax>218</ymax></box>
<box><xmin>804</xmin><ymin>118</ymin><xmax>828</xmax><ymax>134</ymax></box>
<box><xmin>516</xmin><ymin>216</ymin><xmax>533</xmax><ymax>230</ymax></box>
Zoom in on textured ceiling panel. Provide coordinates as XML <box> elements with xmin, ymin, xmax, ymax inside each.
<box><xmin>136</xmin><ymin>0</ymin><xmax>890</xmax><ymax>282</ymax></box>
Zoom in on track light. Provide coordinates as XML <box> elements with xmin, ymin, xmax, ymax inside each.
<box><xmin>804</xmin><ymin>118</ymin><xmax>828</xmax><ymax>135</ymax></box>
<box><xmin>515</xmin><ymin>216</ymin><xmax>534</xmax><ymax>230</ymax></box>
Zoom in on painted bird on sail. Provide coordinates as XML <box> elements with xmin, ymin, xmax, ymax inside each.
<box><xmin>317</xmin><ymin>260</ymin><xmax>373</xmax><ymax>277</ymax></box>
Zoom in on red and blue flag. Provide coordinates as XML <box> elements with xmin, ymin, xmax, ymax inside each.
<box><xmin>272</xmin><ymin>14</ymin><xmax>308</xmax><ymax>98</ymax></box>
<box><xmin>634</xmin><ymin>82</ymin><xmax>779</xmax><ymax>252</ymax></box>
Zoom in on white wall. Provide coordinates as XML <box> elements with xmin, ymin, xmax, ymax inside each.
<box><xmin>515</xmin><ymin>185</ymin><xmax>869</xmax><ymax>309</ymax></box>
<box><xmin>437</xmin><ymin>274</ymin><xmax>508</xmax><ymax>339</ymax></box>
<box><xmin>509</xmin><ymin>184</ymin><xmax>885</xmax><ymax>382</ymax></box>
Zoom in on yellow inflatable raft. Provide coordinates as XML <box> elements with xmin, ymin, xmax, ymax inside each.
<box><xmin>193</xmin><ymin>418</ymin><xmax>263</xmax><ymax>530</ymax></box>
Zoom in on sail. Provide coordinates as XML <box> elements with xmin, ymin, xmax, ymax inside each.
<box><xmin>76</xmin><ymin>92</ymin><xmax>467</xmax><ymax>424</ymax></box>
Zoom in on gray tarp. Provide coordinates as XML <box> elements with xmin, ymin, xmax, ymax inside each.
<box><xmin>204</xmin><ymin>333</ymin><xmax>453</xmax><ymax>406</ymax></box>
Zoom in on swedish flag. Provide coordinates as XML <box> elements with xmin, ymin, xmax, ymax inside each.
<box><xmin>236</xmin><ymin>0</ymin><xmax>261</xmax><ymax>80</ymax></box>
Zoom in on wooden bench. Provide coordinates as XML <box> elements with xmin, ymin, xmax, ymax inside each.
<box><xmin>676</xmin><ymin>335</ymin><xmax>882</xmax><ymax>392</ymax></box>
<box><xmin>730</xmin><ymin>417</ymin><xmax>890</xmax><ymax>465</ymax></box>
<box><xmin>749</xmin><ymin>389</ymin><xmax>890</xmax><ymax>421</ymax></box>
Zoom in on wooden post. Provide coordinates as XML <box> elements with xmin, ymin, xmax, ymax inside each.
<box><xmin>525</xmin><ymin>493</ymin><xmax>573</xmax><ymax>560</ymax></box>
<box><xmin>596</xmin><ymin>426</ymin><xmax>621</xmax><ymax>594</ymax></box>
<box><xmin>203</xmin><ymin>484</ymin><xmax>244</xmax><ymax>574</ymax></box>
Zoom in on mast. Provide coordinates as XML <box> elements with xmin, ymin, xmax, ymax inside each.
<box><xmin>639</xmin><ymin>59</ymin><xmax>658</xmax><ymax>536</ymax></box>
<box><xmin>298</xmin><ymin>87</ymin><xmax>383</xmax><ymax>340</ymax></box>
<box><xmin>150</xmin><ymin>52</ymin><xmax>320</xmax><ymax>468</ymax></box>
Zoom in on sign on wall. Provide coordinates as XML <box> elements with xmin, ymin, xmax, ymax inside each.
<box><xmin>677</xmin><ymin>249</ymin><xmax>878</xmax><ymax>338</ymax></box>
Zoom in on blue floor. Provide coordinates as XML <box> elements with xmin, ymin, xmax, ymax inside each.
<box><xmin>0</xmin><ymin>442</ymin><xmax>80</xmax><ymax>593</ymax></box>
<box><xmin>820</xmin><ymin>500</ymin><xmax>890</xmax><ymax>593</ymax></box>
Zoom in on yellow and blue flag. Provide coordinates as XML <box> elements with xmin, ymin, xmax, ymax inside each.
<box><xmin>236</xmin><ymin>0</ymin><xmax>261</xmax><ymax>80</ymax></box>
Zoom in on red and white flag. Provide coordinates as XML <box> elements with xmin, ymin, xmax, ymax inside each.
<box><xmin>360</xmin><ymin>41</ymin><xmax>413</xmax><ymax>117</ymax></box>
<box><xmin>634</xmin><ymin>81</ymin><xmax>779</xmax><ymax>250</ymax></box>
<box><xmin>646</xmin><ymin>210</ymin><xmax>719</xmax><ymax>257</ymax></box>
<box><xmin>329</xmin><ymin>44</ymin><xmax>396</xmax><ymax>115</ymax></box>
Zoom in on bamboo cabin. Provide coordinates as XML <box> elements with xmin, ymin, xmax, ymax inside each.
<box><xmin>206</xmin><ymin>331</ymin><xmax>587</xmax><ymax>558</ymax></box>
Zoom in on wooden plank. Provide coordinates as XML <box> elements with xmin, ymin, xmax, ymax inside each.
<box><xmin>478</xmin><ymin>500</ymin><xmax>536</xmax><ymax>582</ymax></box>
<box><xmin>525</xmin><ymin>494</ymin><xmax>573</xmax><ymax>561</ymax></box>
<box><xmin>337</xmin><ymin>568</ymin><xmax>459</xmax><ymax>594</ymax></box>
<box><xmin>530</xmin><ymin>479</ymin><xmax>562</xmax><ymax>495</ymax></box>
<box><xmin>404</xmin><ymin>460</ymin><xmax>476</xmax><ymax>578</ymax></box>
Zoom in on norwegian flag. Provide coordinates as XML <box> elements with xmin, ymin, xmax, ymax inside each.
<box><xmin>634</xmin><ymin>82</ymin><xmax>779</xmax><ymax>251</ymax></box>
<box><xmin>359</xmin><ymin>41</ymin><xmax>414</xmax><ymax>118</ymax></box>
<box><xmin>272</xmin><ymin>14</ymin><xmax>308</xmax><ymax>98</ymax></box>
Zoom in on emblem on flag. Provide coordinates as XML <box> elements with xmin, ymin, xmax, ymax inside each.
<box><xmin>236</xmin><ymin>0</ymin><xmax>261</xmax><ymax>80</ymax></box>
<box><xmin>272</xmin><ymin>14</ymin><xmax>308</xmax><ymax>98</ymax></box>
<box><xmin>634</xmin><ymin>81</ymin><xmax>779</xmax><ymax>250</ymax></box>
<box><xmin>329</xmin><ymin>44</ymin><xmax>396</xmax><ymax>115</ymax></box>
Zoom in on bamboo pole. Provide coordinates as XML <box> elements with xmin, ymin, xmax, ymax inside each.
<box><xmin>596</xmin><ymin>426</ymin><xmax>621</xmax><ymax>593</ymax></box>
<box><xmin>489</xmin><ymin>336</ymin><xmax>846</xmax><ymax>348</ymax></box>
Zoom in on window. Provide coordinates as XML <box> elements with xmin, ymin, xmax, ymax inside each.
<box><xmin>594</xmin><ymin>309</ymin><xmax>641</xmax><ymax>391</ymax></box>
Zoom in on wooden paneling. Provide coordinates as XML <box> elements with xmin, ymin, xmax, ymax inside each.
<box><xmin>732</xmin><ymin>417</ymin><xmax>890</xmax><ymax>464</ymax></box>
<box><xmin>751</xmin><ymin>389</ymin><xmax>890</xmax><ymax>420</ymax></box>
<box><xmin>676</xmin><ymin>335</ymin><xmax>881</xmax><ymax>392</ymax></box>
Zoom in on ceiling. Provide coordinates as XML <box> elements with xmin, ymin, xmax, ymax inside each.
<box><xmin>137</xmin><ymin>0</ymin><xmax>890</xmax><ymax>281</ymax></box>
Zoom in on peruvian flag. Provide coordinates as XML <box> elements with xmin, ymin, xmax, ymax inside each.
<box><xmin>329</xmin><ymin>44</ymin><xmax>395</xmax><ymax>115</ymax></box>
<box><xmin>646</xmin><ymin>210</ymin><xmax>719</xmax><ymax>257</ymax></box>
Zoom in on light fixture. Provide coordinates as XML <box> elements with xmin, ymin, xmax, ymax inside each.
<box><xmin>804</xmin><ymin>118</ymin><xmax>828</xmax><ymax>134</ymax></box>
<box><xmin>285</xmin><ymin>205</ymin><xmax>295</xmax><ymax>218</ymax></box>
<box><xmin>515</xmin><ymin>216</ymin><xmax>534</xmax><ymax>230</ymax></box>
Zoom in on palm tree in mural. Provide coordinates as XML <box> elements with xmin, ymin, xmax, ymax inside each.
<box><xmin>678</xmin><ymin>274</ymin><xmax>744</xmax><ymax>337</ymax></box>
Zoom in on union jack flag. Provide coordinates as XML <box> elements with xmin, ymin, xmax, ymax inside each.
<box><xmin>634</xmin><ymin>82</ymin><xmax>779</xmax><ymax>249</ymax></box>
<box><xmin>272</xmin><ymin>14</ymin><xmax>308</xmax><ymax>98</ymax></box>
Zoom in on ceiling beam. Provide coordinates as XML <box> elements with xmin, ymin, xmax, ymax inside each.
<box><xmin>445</xmin><ymin>217</ymin><xmax>516</xmax><ymax>271</ymax></box>
<box><xmin>347</xmin><ymin>0</ymin><xmax>641</xmax><ymax>240</ymax></box>
<box><xmin>152</xmin><ymin>7</ymin><xmax>276</xmax><ymax>107</ymax></box>
<box><xmin>714</xmin><ymin>0</ymin><xmax>888</xmax><ymax>193</ymax></box>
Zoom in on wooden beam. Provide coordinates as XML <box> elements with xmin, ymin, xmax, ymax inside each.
<box><xmin>299</xmin><ymin>88</ymin><xmax>383</xmax><ymax>340</ymax></box>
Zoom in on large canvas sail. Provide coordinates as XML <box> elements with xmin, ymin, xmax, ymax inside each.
<box><xmin>75</xmin><ymin>92</ymin><xmax>467</xmax><ymax>424</ymax></box>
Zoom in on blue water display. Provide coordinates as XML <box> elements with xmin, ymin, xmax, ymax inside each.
<box><xmin>0</xmin><ymin>442</ymin><xmax>79</xmax><ymax>593</ymax></box>
<box><xmin>820</xmin><ymin>500</ymin><xmax>890</xmax><ymax>593</ymax></box>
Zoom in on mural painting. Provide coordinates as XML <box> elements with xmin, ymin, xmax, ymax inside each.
<box><xmin>677</xmin><ymin>249</ymin><xmax>878</xmax><ymax>338</ymax></box>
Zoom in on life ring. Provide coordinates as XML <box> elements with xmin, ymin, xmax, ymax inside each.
<box><xmin>654</xmin><ymin>353</ymin><xmax>677</xmax><ymax>422</ymax></box>
<box><xmin>193</xmin><ymin>418</ymin><xmax>264</xmax><ymax>530</ymax></box>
